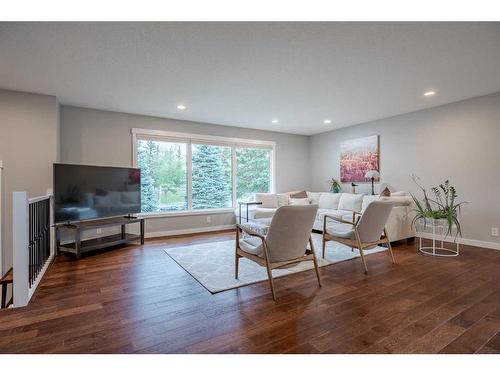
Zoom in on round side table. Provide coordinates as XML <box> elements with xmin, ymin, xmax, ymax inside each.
<box><xmin>416</xmin><ymin>218</ymin><xmax>459</xmax><ymax>257</ymax></box>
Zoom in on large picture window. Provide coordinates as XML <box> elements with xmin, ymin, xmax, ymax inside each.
<box><xmin>133</xmin><ymin>129</ymin><xmax>275</xmax><ymax>215</ymax></box>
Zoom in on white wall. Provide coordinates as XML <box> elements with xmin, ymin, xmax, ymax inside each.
<box><xmin>0</xmin><ymin>89</ymin><xmax>60</xmax><ymax>275</ymax></box>
<box><xmin>60</xmin><ymin>106</ymin><xmax>311</xmax><ymax>236</ymax></box>
<box><xmin>309</xmin><ymin>93</ymin><xmax>500</xmax><ymax>246</ymax></box>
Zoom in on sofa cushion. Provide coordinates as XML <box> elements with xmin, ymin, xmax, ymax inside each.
<box><xmin>316</xmin><ymin>208</ymin><xmax>352</xmax><ymax>222</ymax></box>
<box><xmin>306</xmin><ymin>191</ymin><xmax>322</xmax><ymax>205</ymax></box>
<box><xmin>255</xmin><ymin>193</ymin><xmax>278</xmax><ymax>208</ymax></box>
<box><xmin>318</xmin><ymin>192</ymin><xmax>341</xmax><ymax>209</ymax></box>
<box><xmin>254</xmin><ymin>207</ymin><xmax>277</xmax><ymax>219</ymax></box>
<box><xmin>289</xmin><ymin>198</ymin><xmax>311</xmax><ymax>206</ymax></box>
<box><xmin>338</xmin><ymin>193</ymin><xmax>364</xmax><ymax>212</ymax></box>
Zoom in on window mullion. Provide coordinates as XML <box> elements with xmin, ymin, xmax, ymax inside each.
<box><xmin>187</xmin><ymin>141</ymin><xmax>193</xmax><ymax>211</ymax></box>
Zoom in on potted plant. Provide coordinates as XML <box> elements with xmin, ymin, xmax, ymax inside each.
<box><xmin>328</xmin><ymin>178</ymin><xmax>341</xmax><ymax>193</ymax></box>
<box><xmin>410</xmin><ymin>174</ymin><xmax>467</xmax><ymax>238</ymax></box>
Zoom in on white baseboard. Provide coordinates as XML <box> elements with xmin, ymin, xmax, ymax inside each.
<box><xmin>145</xmin><ymin>224</ymin><xmax>236</xmax><ymax>239</ymax></box>
<box><xmin>418</xmin><ymin>233</ymin><xmax>500</xmax><ymax>251</ymax></box>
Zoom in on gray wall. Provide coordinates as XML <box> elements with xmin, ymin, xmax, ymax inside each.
<box><xmin>309</xmin><ymin>93</ymin><xmax>500</xmax><ymax>245</ymax></box>
<box><xmin>0</xmin><ymin>89</ymin><xmax>60</xmax><ymax>274</ymax></box>
<box><xmin>60</xmin><ymin>106</ymin><xmax>311</xmax><ymax>236</ymax></box>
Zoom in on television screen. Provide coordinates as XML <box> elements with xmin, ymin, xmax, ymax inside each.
<box><xmin>54</xmin><ymin>163</ymin><xmax>141</xmax><ymax>223</ymax></box>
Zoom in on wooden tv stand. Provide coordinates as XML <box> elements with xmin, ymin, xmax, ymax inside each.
<box><xmin>55</xmin><ymin>217</ymin><xmax>145</xmax><ymax>259</ymax></box>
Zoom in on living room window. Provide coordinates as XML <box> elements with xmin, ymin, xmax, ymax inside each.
<box><xmin>136</xmin><ymin>139</ymin><xmax>188</xmax><ymax>212</ymax></box>
<box><xmin>192</xmin><ymin>143</ymin><xmax>232</xmax><ymax>209</ymax></box>
<box><xmin>236</xmin><ymin>147</ymin><xmax>271</xmax><ymax>201</ymax></box>
<box><xmin>132</xmin><ymin>128</ymin><xmax>275</xmax><ymax>216</ymax></box>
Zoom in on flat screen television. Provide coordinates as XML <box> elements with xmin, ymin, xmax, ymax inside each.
<box><xmin>54</xmin><ymin>163</ymin><xmax>141</xmax><ymax>223</ymax></box>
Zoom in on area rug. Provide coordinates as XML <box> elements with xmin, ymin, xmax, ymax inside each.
<box><xmin>164</xmin><ymin>233</ymin><xmax>386</xmax><ymax>293</ymax></box>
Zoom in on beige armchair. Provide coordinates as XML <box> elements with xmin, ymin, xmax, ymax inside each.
<box><xmin>235</xmin><ymin>205</ymin><xmax>321</xmax><ymax>301</ymax></box>
<box><xmin>322</xmin><ymin>200</ymin><xmax>396</xmax><ymax>273</ymax></box>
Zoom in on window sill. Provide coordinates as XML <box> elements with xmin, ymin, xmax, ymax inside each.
<box><xmin>138</xmin><ymin>208</ymin><xmax>235</xmax><ymax>219</ymax></box>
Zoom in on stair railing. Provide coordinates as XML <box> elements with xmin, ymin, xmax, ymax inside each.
<box><xmin>13</xmin><ymin>192</ymin><xmax>54</xmax><ymax>307</ymax></box>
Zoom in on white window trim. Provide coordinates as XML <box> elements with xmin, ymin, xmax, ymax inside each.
<box><xmin>131</xmin><ymin>128</ymin><xmax>276</xmax><ymax>218</ymax></box>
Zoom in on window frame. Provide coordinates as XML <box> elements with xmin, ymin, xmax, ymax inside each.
<box><xmin>131</xmin><ymin>128</ymin><xmax>276</xmax><ymax>218</ymax></box>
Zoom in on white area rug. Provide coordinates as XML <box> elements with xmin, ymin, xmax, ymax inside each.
<box><xmin>164</xmin><ymin>233</ymin><xmax>386</xmax><ymax>293</ymax></box>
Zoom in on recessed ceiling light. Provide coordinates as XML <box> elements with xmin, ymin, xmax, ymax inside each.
<box><xmin>323</xmin><ymin>119</ymin><xmax>332</xmax><ymax>124</ymax></box>
<box><xmin>423</xmin><ymin>91</ymin><xmax>436</xmax><ymax>97</ymax></box>
<box><xmin>271</xmin><ymin>119</ymin><xmax>279</xmax><ymax>124</ymax></box>
<box><xmin>177</xmin><ymin>104</ymin><xmax>186</xmax><ymax>110</ymax></box>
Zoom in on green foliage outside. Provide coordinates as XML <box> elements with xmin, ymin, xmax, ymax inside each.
<box><xmin>236</xmin><ymin>148</ymin><xmax>271</xmax><ymax>201</ymax></box>
<box><xmin>192</xmin><ymin>144</ymin><xmax>232</xmax><ymax>209</ymax></box>
<box><xmin>137</xmin><ymin>140</ymin><xmax>187</xmax><ymax>212</ymax></box>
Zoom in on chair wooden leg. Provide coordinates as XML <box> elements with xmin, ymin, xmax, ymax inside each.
<box><xmin>354</xmin><ymin>230</ymin><xmax>368</xmax><ymax>273</ymax></box>
<box><xmin>262</xmin><ymin>243</ymin><xmax>277</xmax><ymax>301</ymax></box>
<box><xmin>312</xmin><ymin>253</ymin><xmax>322</xmax><ymax>287</ymax></box>
<box><xmin>387</xmin><ymin>239</ymin><xmax>396</xmax><ymax>264</ymax></box>
<box><xmin>384</xmin><ymin>229</ymin><xmax>396</xmax><ymax>264</ymax></box>
<box><xmin>265</xmin><ymin>261</ymin><xmax>277</xmax><ymax>301</ymax></box>
<box><xmin>358</xmin><ymin>246</ymin><xmax>368</xmax><ymax>274</ymax></box>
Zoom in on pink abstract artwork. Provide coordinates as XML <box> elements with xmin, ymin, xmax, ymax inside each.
<box><xmin>340</xmin><ymin>135</ymin><xmax>379</xmax><ymax>182</ymax></box>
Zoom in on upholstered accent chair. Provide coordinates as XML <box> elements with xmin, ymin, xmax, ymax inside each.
<box><xmin>322</xmin><ymin>200</ymin><xmax>396</xmax><ymax>273</ymax></box>
<box><xmin>235</xmin><ymin>205</ymin><xmax>321</xmax><ymax>301</ymax></box>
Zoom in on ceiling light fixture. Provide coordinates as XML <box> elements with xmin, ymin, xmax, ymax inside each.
<box><xmin>271</xmin><ymin>119</ymin><xmax>279</xmax><ymax>124</ymax></box>
<box><xmin>177</xmin><ymin>104</ymin><xmax>186</xmax><ymax>110</ymax></box>
<box><xmin>323</xmin><ymin>119</ymin><xmax>332</xmax><ymax>124</ymax></box>
<box><xmin>423</xmin><ymin>91</ymin><xmax>436</xmax><ymax>97</ymax></box>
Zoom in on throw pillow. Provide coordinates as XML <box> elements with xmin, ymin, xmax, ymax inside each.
<box><xmin>318</xmin><ymin>192</ymin><xmax>341</xmax><ymax>209</ymax></box>
<box><xmin>380</xmin><ymin>187</ymin><xmax>391</xmax><ymax>197</ymax></box>
<box><xmin>338</xmin><ymin>193</ymin><xmax>364</xmax><ymax>212</ymax></box>
<box><xmin>289</xmin><ymin>198</ymin><xmax>311</xmax><ymax>206</ymax></box>
<box><xmin>277</xmin><ymin>194</ymin><xmax>289</xmax><ymax>207</ymax></box>
<box><xmin>289</xmin><ymin>190</ymin><xmax>308</xmax><ymax>199</ymax></box>
<box><xmin>306</xmin><ymin>191</ymin><xmax>322</xmax><ymax>205</ymax></box>
<box><xmin>255</xmin><ymin>193</ymin><xmax>278</xmax><ymax>208</ymax></box>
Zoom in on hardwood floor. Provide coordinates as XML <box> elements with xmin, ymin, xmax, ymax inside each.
<box><xmin>1</xmin><ymin>230</ymin><xmax>500</xmax><ymax>354</ymax></box>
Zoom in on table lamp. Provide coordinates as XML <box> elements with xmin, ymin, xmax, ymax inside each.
<box><xmin>365</xmin><ymin>170</ymin><xmax>380</xmax><ymax>195</ymax></box>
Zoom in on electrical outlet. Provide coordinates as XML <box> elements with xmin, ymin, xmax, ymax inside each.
<box><xmin>491</xmin><ymin>227</ymin><xmax>499</xmax><ymax>237</ymax></box>
<box><xmin>96</xmin><ymin>228</ymin><xmax>102</xmax><ymax>235</ymax></box>
<box><xmin>206</xmin><ymin>216</ymin><xmax>211</xmax><ymax>223</ymax></box>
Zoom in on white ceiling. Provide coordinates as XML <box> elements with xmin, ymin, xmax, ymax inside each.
<box><xmin>1</xmin><ymin>22</ymin><xmax>499</xmax><ymax>135</ymax></box>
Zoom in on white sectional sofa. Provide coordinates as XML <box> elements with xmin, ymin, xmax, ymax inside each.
<box><xmin>235</xmin><ymin>191</ymin><xmax>415</xmax><ymax>242</ymax></box>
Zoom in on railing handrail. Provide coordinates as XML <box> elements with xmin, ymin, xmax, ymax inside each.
<box><xmin>28</xmin><ymin>194</ymin><xmax>52</xmax><ymax>204</ymax></box>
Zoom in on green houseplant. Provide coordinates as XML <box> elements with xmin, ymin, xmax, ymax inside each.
<box><xmin>410</xmin><ymin>174</ymin><xmax>467</xmax><ymax>238</ymax></box>
<box><xmin>328</xmin><ymin>178</ymin><xmax>341</xmax><ymax>193</ymax></box>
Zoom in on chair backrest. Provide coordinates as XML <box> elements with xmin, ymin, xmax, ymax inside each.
<box><xmin>356</xmin><ymin>200</ymin><xmax>394</xmax><ymax>243</ymax></box>
<box><xmin>265</xmin><ymin>205</ymin><xmax>318</xmax><ymax>263</ymax></box>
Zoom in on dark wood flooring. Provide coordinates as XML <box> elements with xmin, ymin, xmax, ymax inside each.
<box><xmin>1</xmin><ymin>231</ymin><xmax>500</xmax><ymax>354</ymax></box>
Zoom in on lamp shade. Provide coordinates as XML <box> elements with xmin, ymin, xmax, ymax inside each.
<box><xmin>365</xmin><ymin>170</ymin><xmax>380</xmax><ymax>179</ymax></box>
